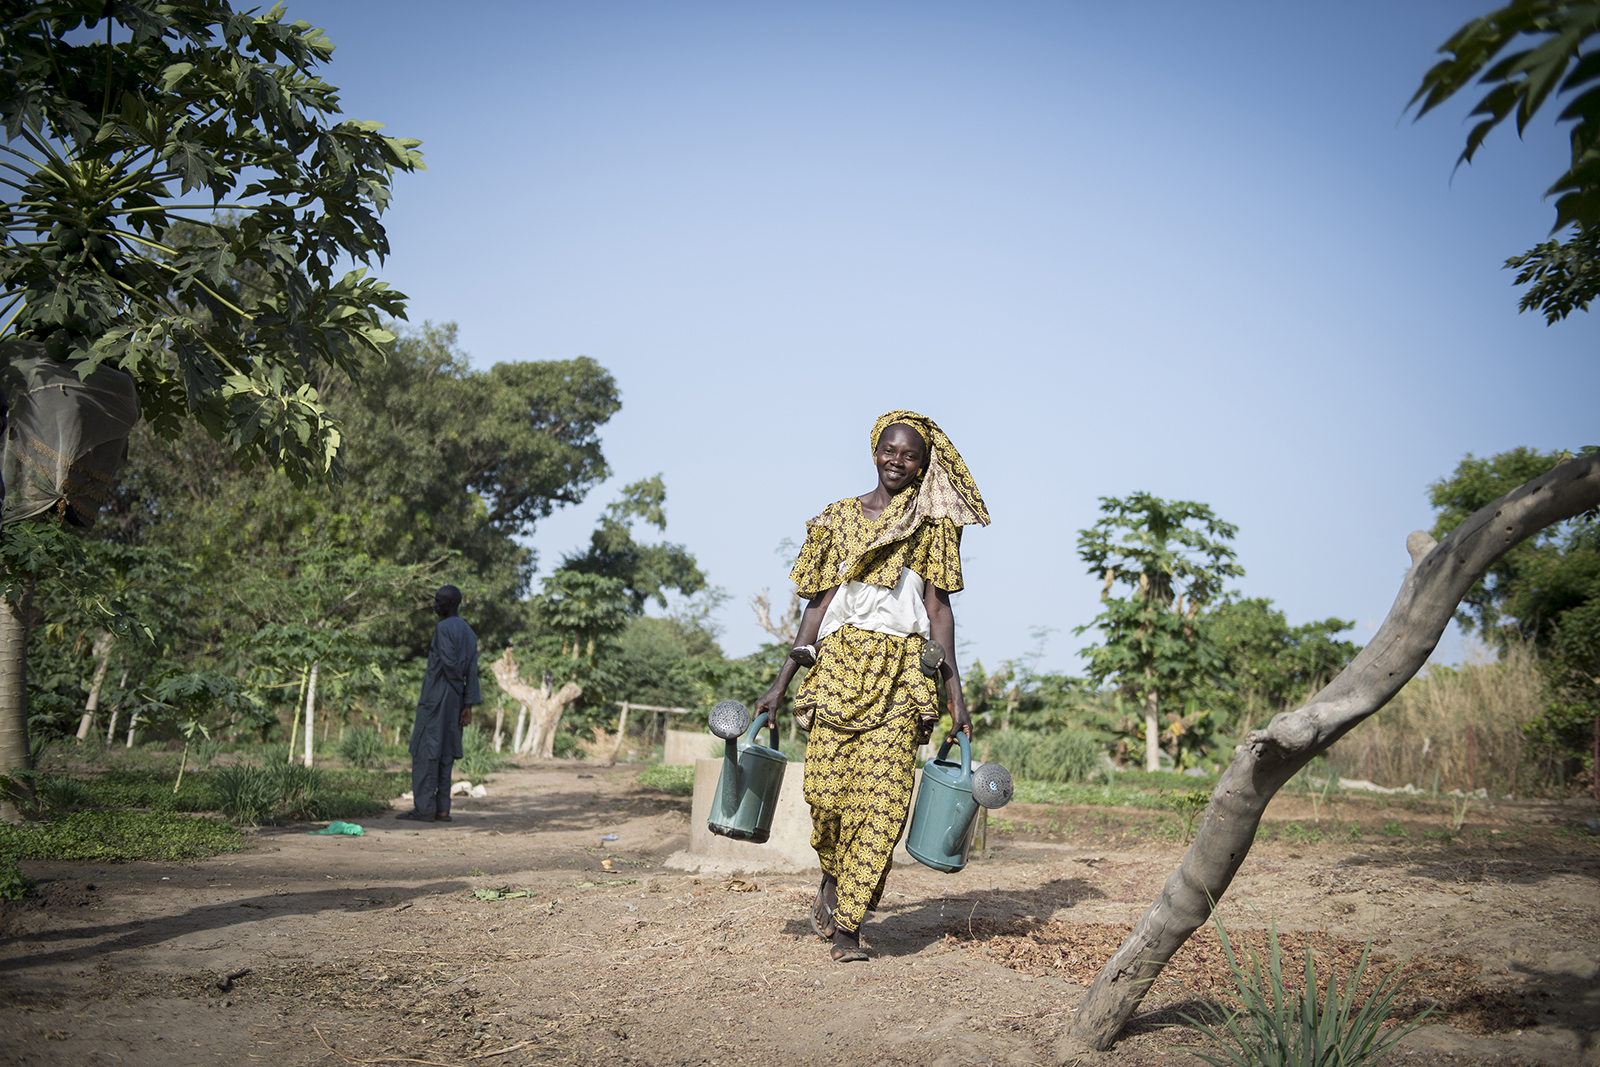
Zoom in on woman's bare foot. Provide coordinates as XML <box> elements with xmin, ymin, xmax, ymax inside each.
<box><xmin>830</xmin><ymin>924</ymin><xmax>867</xmax><ymax>963</ymax></box>
<box><xmin>811</xmin><ymin>876</ymin><xmax>838</xmax><ymax>940</ymax></box>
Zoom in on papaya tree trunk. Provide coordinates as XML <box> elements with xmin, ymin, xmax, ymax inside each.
<box><xmin>0</xmin><ymin>583</ymin><xmax>34</xmax><ymax>824</ymax></box>
<box><xmin>75</xmin><ymin>631</ymin><xmax>114</xmax><ymax>742</ymax></box>
<box><xmin>511</xmin><ymin>703</ymin><xmax>527</xmax><ymax>755</ymax></box>
<box><xmin>302</xmin><ymin>661</ymin><xmax>319</xmax><ymax>768</ymax></box>
<box><xmin>1143</xmin><ymin>677</ymin><xmax>1159</xmax><ymax>773</ymax></box>
<box><xmin>1058</xmin><ymin>452</ymin><xmax>1600</xmax><ymax>1057</ymax></box>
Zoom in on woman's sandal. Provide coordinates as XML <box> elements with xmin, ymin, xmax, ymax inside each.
<box><xmin>810</xmin><ymin>883</ymin><xmax>836</xmax><ymax>941</ymax></box>
<box><xmin>830</xmin><ymin>928</ymin><xmax>868</xmax><ymax>963</ymax></box>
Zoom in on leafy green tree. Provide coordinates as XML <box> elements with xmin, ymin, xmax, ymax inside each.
<box><xmin>102</xmin><ymin>323</ymin><xmax>620</xmax><ymax>653</ymax></box>
<box><xmin>1430</xmin><ymin>446</ymin><xmax>1600</xmax><ymax>776</ymax></box>
<box><xmin>231</xmin><ymin>545</ymin><xmax>437</xmax><ymax>766</ymax></box>
<box><xmin>559</xmin><ymin>476</ymin><xmax>707</xmax><ymax>614</ymax></box>
<box><xmin>1075</xmin><ymin>493</ymin><xmax>1243</xmax><ymax>772</ymax></box>
<box><xmin>1428</xmin><ymin>446</ymin><xmax>1596</xmax><ymax>640</ymax></box>
<box><xmin>1410</xmin><ymin>0</ymin><xmax>1600</xmax><ymax>322</ymax></box>
<box><xmin>1197</xmin><ymin>597</ymin><xmax>1362</xmax><ymax>732</ymax></box>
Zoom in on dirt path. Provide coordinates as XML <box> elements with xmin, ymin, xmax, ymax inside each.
<box><xmin>2</xmin><ymin>761</ymin><xmax>1596</xmax><ymax>1066</ymax></box>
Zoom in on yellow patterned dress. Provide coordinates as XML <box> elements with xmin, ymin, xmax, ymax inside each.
<box><xmin>789</xmin><ymin>495</ymin><xmax>964</xmax><ymax>936</ymax></box>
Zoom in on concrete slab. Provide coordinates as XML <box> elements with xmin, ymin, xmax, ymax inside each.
<box><xmin>662</xmin><ymin>728</ymin><xmax>720</xmax><ymax>767</ymax></box>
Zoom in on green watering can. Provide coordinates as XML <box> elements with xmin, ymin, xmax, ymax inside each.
<box><xmin>706</xmin><ymin>700</ymin><xmax>788</xmax><ymax>844</ymax></box>
<box><xmin>905</xmin><ymin>733</ymin><xmax>1014</xmax><ymax>873</ymax></box>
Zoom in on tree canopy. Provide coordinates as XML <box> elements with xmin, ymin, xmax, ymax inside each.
<box><xmin>0</xmin><ymin>0</ymin><xmax>422</xmax><ymax>479</ymax></box>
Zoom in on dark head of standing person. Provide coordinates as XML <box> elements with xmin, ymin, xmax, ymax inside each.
<box><xmin>434</xmin><ymin>585</ymin><xmax>462</xmax><ymax>618</ymax></box>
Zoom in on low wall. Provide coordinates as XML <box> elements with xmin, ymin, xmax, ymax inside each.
<box><xmin>662</xmin><ymin>728</ymin><xmax>720</xmax><ymax>767</ymax></box>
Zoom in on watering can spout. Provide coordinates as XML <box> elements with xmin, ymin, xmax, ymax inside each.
<box><xmin>718</xmin><ymin>737</ymin><xmax>740</xmax><ymax>812</ymax></box>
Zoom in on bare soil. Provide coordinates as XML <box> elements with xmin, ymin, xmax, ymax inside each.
<box><xmin>1</xmin><ymin>762</ymin><xmax>1596</xmax><ymax>1066</ymax></box>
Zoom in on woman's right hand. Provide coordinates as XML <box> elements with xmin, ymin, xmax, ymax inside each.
<box><xmin>754</xmin><ymin>682</ymin><xmax>785</xmax><ymax>724</ymax></box>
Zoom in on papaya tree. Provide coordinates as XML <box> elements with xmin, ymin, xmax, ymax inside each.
<box><xmin>0</xmin><ymin>0</ymin><xmax>421</xmax><ymax>815</ymax></box>
<box><xmin>1074</xmin><ymin>493</ymin><xmax>1243</xmax><ymax>772</ymax></box>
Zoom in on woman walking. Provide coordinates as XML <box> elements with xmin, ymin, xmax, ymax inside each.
<box><xmin>755</xmin><ymin>410</ymin><xmax>988</xmax><ymax>962</ymax></box>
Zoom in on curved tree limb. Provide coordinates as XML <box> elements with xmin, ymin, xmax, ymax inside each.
<box><xmin>1058</xmin><ymin>452</ymin><xmax>1600</xmax><ymax>1056</ymax></box>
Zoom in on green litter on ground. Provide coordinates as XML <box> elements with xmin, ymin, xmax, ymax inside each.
<box><xmin>308</xmin><ymin>821</ymin><xmax>365</xmax><ymax>836</ymax></box>
<box><xmin>472</xmin><ymin>886</ymin><xmax>536</xmax><ymax>901</ymax></box>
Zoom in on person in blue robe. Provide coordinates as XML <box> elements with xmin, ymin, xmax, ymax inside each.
<box><xmin>397</xmin><ymin>585</ymin><xmax>480</xmax><ymax>822</ymax></box>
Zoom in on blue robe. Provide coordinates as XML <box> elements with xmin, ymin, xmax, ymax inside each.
<box><xmin>409</xmin><ymin>615</ymin><xmax>481</xmax><ymax>813</ymax></box>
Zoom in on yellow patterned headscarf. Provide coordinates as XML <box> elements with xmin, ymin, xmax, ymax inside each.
<box><xmin>854</xmin><ymin>410</ymin><xmax>989</xmax><ymax>568</ymax></box>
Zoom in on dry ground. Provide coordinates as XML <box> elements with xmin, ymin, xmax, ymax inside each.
<box><xmin>1</xmin><ymin>761</ymin><xmax>1596</xmax><ymax>1066</ymax></box>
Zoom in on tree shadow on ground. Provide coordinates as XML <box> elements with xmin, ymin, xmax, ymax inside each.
<box><xmin>0</xmin><ymin>878</ymin><xmax>470</xmax><ymax>974</ymax></box>
<box><xmin>794</xmin><ymin>876</ymin><xmax>1108</xmax><ymax>959</ymax></box>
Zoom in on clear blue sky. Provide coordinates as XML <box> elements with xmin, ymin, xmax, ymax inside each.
<box><xmin>294</xmin><ymin>1</ymin><xmax>1594</xmax><ymax>672</ymax></box>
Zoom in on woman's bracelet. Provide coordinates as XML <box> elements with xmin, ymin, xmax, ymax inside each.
<box><xmin>789</xmin><ymin>644</ymin><xmax>817</xmax><ymax>667</ymax></box>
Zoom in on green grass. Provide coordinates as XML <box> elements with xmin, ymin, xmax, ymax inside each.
<box><xmin>0</xmin><ymin>811</ymin><xmax>240</xmax><ymax>862</ymax></box>
<box><xmin>1011</xmin><ymin>779</ymin><xmax>1203</xmax><ymax>810</ymax></box>
<box><xmin>51</xmin><ymin>765</ymin><xmax>408</xmax><ymax>824</ymax></box>
<box><xmin>636</xmin><ymin>764</ymin><xmax>695</xmax><ymax>796</ymax></box>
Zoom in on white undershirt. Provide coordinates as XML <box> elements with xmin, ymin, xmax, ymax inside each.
<box><xmin>817</xmin><ymin>567</ymin><xmax>930</xmax><ymax>642</ymax></box>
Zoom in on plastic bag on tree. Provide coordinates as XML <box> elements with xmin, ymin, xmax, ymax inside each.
<box><xmin>1</xmin><ymin>343</ymin><xmax>140</xmax><ymax>529</ymax></box>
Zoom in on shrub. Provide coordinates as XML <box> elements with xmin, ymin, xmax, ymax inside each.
<box><xmin>637</xmin><ymin>764</ymin><xmax>694</xmax><ymax>796</ymax></box>
<box><xmin>1181</xmin><ymin>914</ymin><xmax>1428</xmax><ymax>1067</ymax></box>
<box><xmin>259</xmin><ymin>743</ymin><xmax>291</xmax><ymax>767</ymax></box>
<box><xmin>0</xmin><ymin>856</ymin><xmax>33</xmax><ymax>900</ymax></box>
<box><xmin>984</xmin><ymin>729</ymin><xmax>1100</xmax><ymax>784</ymax></box>
<box><xmin>212</xmin><ymin>766</ymin><xmax>278</xmax><ymax>826</ymax></box>
<box><xmin>37</xmin><ymin>775</ymin><xmax>90</xmax><ymax>813</ymax></box>
<box><xmin>192</xmin><ymin>737</ymin><xmax>225</xmax><ymax>769</ymax></box>
<box><xmin>339</xmin><ymin>726</ymin><xmax>386</xmax><ymax>770</ymax></box>
<box><xmin>455</xmin><ymin>724</ymin><xmax>502</xmax><ymax>781</ymax></box>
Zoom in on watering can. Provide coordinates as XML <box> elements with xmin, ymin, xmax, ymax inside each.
<box><xmin>905</xmin><ymin>733</ymin><xmax>1014</xmax><ymax>873</ymax></box>
<box><xmin>705</xmin><ymin>700</ymin><xmax>788</xmax><ymax>844</ymax></box>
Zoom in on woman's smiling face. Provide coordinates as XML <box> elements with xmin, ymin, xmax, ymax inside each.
<box><xmin>874</xmin><ymin>423</ymin><xmax>927</xmax><ymax>495</ymax></box>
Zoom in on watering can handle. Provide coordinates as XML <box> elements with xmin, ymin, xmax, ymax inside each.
<box><xmin>934</xmin><ymin>731</ymin><xmax>972</xmax><ymax>777</ymax></box>
<box><xmin>746</xmin><ymin>710</ymin><xmax>779</xmax><ymax>750</ymax></box>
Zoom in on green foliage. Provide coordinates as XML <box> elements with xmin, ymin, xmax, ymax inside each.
<box><xmin>984</xmin><ymin>729</ymin><xmax>1101</xmax><ymax>784</ymax></box>
<box><xmin>1428</xmin><ymin>447</ymin><xmax>1585</xmax><ymax>638</ymax></box>
<box><xmin>0</xmin><ymin>810</ymin><xmax>239</xmax><ymax>862</ymax></box>
<box><xmin>636</xmin><ymin>764</ymin><xmax>694</xmax><ymax>796</ymax></box>
<box><xmin>0</xmin><ymin>855</ymin><xmax>33</xmax><ymax>899</ymax></box>
<box><xmin>0</xmin><ymin>0</ymin><xmax>422</xmax><ymax>479</ymax></box>
<box><xmin>455</xmin><ymin>724</ymin><xmax>501</xmax><ymax>781</ymax></box>
<box><xmin>1506</xmin><ymin>225</ymin><xmax>1600</xmax><ymax>321</ymax></box>
<box><xmin>1180</xmin><ymin>916</ymin><xmax>1427</xmax><ymax>1067</ymax></box>
<box><xmin>338</xmin><ymin>725</ymin><xmax>386</xmax><ymax>770</ymax></box>
<box><xmin>560</xmin><ymin>477</ymin><xmax>708</xmax><ymax>614</ymax></box>
<box><xmin>1198</xmin><ymin>598</ymin><xmax>1360</xmax><ymax>729</ymax></box>
<box><xmin>1410</xmin><ymin>1</ymin><xmax>1600</xmax><ymax>322</ymax></box>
